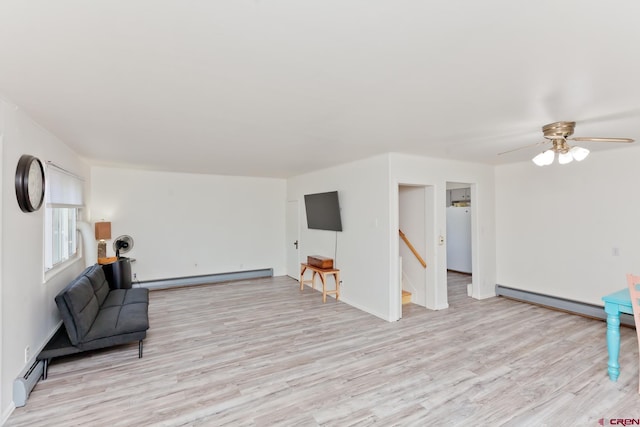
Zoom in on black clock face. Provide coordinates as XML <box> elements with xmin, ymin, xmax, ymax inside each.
<box><xmin>15</xmin><ymin>154</ymin><xmax>45</xmax><ymax>213</ymax></box>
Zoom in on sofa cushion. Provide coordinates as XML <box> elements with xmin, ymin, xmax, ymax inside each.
<box><xmin>61</xmin><ymin>276</ymin><xmax>100</xmax><ymax>342</ymax></box>
<box><xmin>101</xmin><ymin>288</ymin><xmax>149</xmax><ymax>308</ymax></box>
<box><xmin>55</xmin><ymin>292</ymin><xmax>79</xmax><ymax>345</ymax></box>
<box><xmin>83</xmin><ymin>264</ymin><xmax>110</xmax><ymax>307</ymax></box>
<box><xmin>82</xmin><ymin>302</ymin><xmax>149</xmax><ymax>343</ymax></box>
<box><xmin>124</xmin><ymin>288</ymin><xmax>149</xmax><ymax>304</ymax></box>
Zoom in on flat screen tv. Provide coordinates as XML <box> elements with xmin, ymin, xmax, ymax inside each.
<box><xmin>304</xmin><ymin>191</ymin><xmax>343</xmax><ymax>232</ymax></box>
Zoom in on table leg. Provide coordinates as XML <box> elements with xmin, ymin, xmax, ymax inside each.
<box><xmin>320</xmin><ymin>273</ymin><xmax>327</xmax><ymax>303</ymax></box>
<box><xmin>299</xmin><ymin>265</ymin><xmax>307</xmax><ymax>291</ymax></box>
<box><xmin>334</xmin><ymin>271</ymin><xmax>340</xmax><ymax>301</ymax></box>
<box><xmin>604</xmin><ymin>303</ymin><xmax>621</xmax><ymax>381</ymax></box>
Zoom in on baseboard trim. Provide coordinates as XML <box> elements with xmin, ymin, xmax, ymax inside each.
<box><xmin>337</xmin><ymin>295</ymin><xmax>390</xmax><ymax>322</ymax></box>
<box><xmin>447</xmin><ymin>269</ymin><xmax>471</xmax><ymax>275</ymax></box>
<box><xmin>139</xmin><ymin>268</ymin><xmax>273</xmax><ymax>290</ymax></box>
<box><xmin>2</xmin><ymin>402</ymin><xmax>16</xmax><ymax>426</ymax></box>
<box><xmin>495</xmin><ymin>284</ymin><xmax>635</xmax><ymax>327</ymax></box>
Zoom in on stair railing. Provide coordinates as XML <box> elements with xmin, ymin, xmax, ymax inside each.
<box><xmin>399</xmin><ymin>229</ymin><xmax>427</xmax><ymax>268</ymax></box>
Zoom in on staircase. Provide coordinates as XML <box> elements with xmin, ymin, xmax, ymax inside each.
<box><xmin>402</xmin><ymin>290</ymin><xmax>412</xmax><ymax>305</ymax></box>
<box><xmin>398</xmin><ymin>229</ymin><xmax>426</xmax><ymax>307</ymax></box>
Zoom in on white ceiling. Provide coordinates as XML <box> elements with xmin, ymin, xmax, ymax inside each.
<box><xmin>1</xmin><ymin>1</ymin><xmax>639</xmax><ymax>178</ymax></box>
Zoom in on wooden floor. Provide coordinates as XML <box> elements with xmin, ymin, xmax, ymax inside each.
<box><xmin>7</xmin><ymin>273</ymin><xmax>639</xmax><ymax>426</ymax></box>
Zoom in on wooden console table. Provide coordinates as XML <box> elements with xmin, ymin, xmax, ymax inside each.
<box><xmin>299</xmin><ymin>263</ymin><xmax>340</xmax><ymax>303</ymax></box>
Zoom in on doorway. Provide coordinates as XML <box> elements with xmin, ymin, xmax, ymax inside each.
<box><xmin>286</xmin><ymin>200</ymin><xmax>300</xmax><ymax>280</ymax></box>
<box><xmin>445</xmin><ymin>182</ymin><xmax>473</xmax><ymax>303</ymax></box>
<box><xmin>397</xmin><ymin>184</ymin><xmax>436</xmax><ymax>317</ymax></box>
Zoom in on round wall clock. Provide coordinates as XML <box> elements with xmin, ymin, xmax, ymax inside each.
<box><xmin>15</xmin><ymin>154</ymin><xmax>45</xmax><ymax>213</ymax></box>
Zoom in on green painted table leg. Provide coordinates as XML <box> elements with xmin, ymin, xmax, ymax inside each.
<box><xmin>604</xmin><ymin>302</ymin><xmax>621</xmax><ymax>381</ymax></box>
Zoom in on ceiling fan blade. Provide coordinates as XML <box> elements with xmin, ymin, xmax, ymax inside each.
<box><xmin>569</xmin><ymin>137</ymin><xmax>634</xmax><ymax>143</ymax></box>
<box><xmin>497</xmin><ymin>141</ymin><xmax>547</xmax><ymax>156</ymax></box>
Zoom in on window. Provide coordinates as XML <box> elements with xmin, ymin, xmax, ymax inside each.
<box><xmin>44</xmin><ymin>207</ymin><xmax>78</xmax><ymax>270</ymax></box>
<box><xmin>44</xmin><ymin>163</ymin><xmax>84</xmax><ymax>273</ymax></box>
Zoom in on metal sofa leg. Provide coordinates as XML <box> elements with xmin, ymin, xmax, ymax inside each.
<box><xmin>139</xmin><ymin>340</ymin><xmax>143</xmax><ymax>358</ymax></box>
<box><xmin>42</xmin><ymin>359</ymin><xmax>49</xmax><ymax>380</ymax></box>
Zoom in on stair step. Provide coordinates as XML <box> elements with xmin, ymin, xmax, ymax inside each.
<box><xmin>402</xmin><ymin>290</ymin><xmax>412</xmax><ymax>305</ymax></box>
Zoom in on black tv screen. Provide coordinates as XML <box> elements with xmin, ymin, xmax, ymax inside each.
<box><xmin>304</xmin><ymin>191</ymin><xmax>343</xmax><ymax>232</ymax></box>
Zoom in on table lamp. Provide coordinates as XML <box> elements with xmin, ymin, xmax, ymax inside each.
<box><xmin>95</xmin><ymin>221</ymin><xmax>111</xmax><ymax>259</ymax></box>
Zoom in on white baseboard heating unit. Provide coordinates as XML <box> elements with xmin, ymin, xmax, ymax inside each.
<box><xmin>13</xmin><ymin>359</ymin><xmax>44</xmax><ymax>407</ymax></box>
<box><xmin>495</xmin><ymin>284</ymin><xmax>635</xmax><ymax>327</ymax></box>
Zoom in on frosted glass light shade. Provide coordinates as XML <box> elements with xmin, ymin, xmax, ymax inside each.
<box><xmin>532</xmin><ymin>150</ymin><xmax>555</xmax><ymax>166</ymax></box>
<box><xmin>558</xmin><ymin>151</ymin><xmax>574</xmax><ymax>164</ymax></box>
<box><xmin>570</xmin><ymin>146</ymin><xmax>590</xmax><ymax>161</ymax></box>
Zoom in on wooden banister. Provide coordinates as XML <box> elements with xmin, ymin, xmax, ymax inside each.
<box><xmin>399</xmin><ymin>229</ymin><xmax>427</xmax><ymax>269</ymax></box>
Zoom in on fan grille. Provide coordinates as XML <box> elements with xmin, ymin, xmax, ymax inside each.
<box><xmin>113</xmin><ymin>235</ymin><xmax>134</xmax><ymax>256</ymax></box>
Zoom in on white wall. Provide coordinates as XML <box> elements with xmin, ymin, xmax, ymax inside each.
<box><xmin>496</xmin><ymin>146</ymin><xmax>640</xmax><ymax>306</ymax></box>
<box><xmin>389</xmin><ymin>153</ymin><xmax>497</xmax><ymax>316</ymax></box>
<box><xmin>0</xmin><ymin>101</ymin><xmax>4</xmax><ymax>424</ymax></box>
<box><xmin>287</xmin><ymin>155</ymin><xmax>392</xmax><ymax>320</ymax></box>
<box><xmin>288</xmin><ymin>152</ymin><xmax>496</xmax><ymax>321</ymax></box>
<box><xmin>1</xmin><ymin>98</ymin><xmax>89</xmax><ymax>422</ymax></box>
<box><xmin>90</xmin><ymin>167</ymin><xmax>287</xmax><ymax>281</ymax></box>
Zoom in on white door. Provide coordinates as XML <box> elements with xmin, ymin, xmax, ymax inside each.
<box><xmin>286</xmin><ymin>200</ymin><xmax>300</xmax><ymax>279</ymax></box>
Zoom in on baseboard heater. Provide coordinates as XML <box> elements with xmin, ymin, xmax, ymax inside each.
<box><xmin>13</xmin><ymin>359</ymin><xmax>44</xmax><ymax>407</ymax></box>
<box><xmin>139</xmin><ymin>268</ymin><xmax>273</xmax><ymax>290</ymax></box>
<box><xmin>495</xmin><ymin>284</ymin><xmax>635</xmax><ymax>327</ymax></box>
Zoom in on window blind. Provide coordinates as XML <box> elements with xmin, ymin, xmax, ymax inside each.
<box><xmin>46</xmin><ymin>162</ymin><xmax>85</xmax><ymax>207</ymax></box>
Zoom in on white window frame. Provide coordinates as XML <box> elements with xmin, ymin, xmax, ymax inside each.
<box><xmin>43</xmin><ymin>162</ymin><xmax>85</xmax><ymax>280</ymax></box>
<box><xmin>44</xmin><ymin>206</ymin><xmax>79</xmax><ymax>273</ymax></box>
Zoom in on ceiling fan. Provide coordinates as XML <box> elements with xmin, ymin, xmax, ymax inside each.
<box><xmin>499</xmin><ymin>121</ymin><xmax>634</xmax><ymax>166</ymax></box>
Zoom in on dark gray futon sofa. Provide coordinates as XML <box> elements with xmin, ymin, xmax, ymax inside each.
<box><xmin>38</xmin><ymin>263</ymin><xmax>149</xmax><ymax>378</ymax></box>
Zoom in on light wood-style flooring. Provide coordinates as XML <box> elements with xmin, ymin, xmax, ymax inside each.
<box><xmin>7</xmin><ymin>273</ymin><xmax>640</xmax><ymax>426</ymax></box>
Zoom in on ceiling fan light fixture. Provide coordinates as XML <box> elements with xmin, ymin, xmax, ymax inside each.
<box><xmin>558</xmin><ymin>151</ymin><xmax>574</xmax><ymax>165</ymax></box>
<box><xmin>532</xmin><ymin>149</ymin><xmax>555</xmax><ymax>166</ymax></box>
<box><xmin>570</xmin><ymin>146</ymin><xmax>590</xmax><ymax>161</ymax></box>
<box><xmin>509</xmin><ymin>121</ymin><xmax>632</xmax><ymax>166</ymax></box>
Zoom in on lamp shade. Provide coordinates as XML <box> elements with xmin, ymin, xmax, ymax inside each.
<box><xmin>570</xmin><ymin>146</ymin><xmax>590</xmax><ymax>161</ymax></box>
<box><xmin>95</xmin><ymin>221</ymin><xmax>112</xmax><ymax>240</ymax></box>
<box><xmin>532</xmin><ymin>150</ymin><xmax>555</xmax><ymax>166</ymax></box>
<box><xmin>558</xmin><ymin>151</ymin><xmax>574</xmax><ymax>165</ymax></box>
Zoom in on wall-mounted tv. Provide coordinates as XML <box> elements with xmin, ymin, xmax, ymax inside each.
<box><xmin>304</xmin><ymin>191</ymin><xmax>343</xmax><ymax>232</ymax></box>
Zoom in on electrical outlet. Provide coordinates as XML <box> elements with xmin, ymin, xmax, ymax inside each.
<box><xmin>24</xmin><ymin>346</ymin><xmax>30</xmax><ymax>363</ymax></box>
<box><xmin>133</xmin><ymin>273</ymin><xmax>137</xmax><ymax>280</ymax></box>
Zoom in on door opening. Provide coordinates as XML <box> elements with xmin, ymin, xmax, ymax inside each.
<box><xmin>445</xmin><ymin>182</ymin><xmax>474</xmax><ymax>305</ymax></box>
<box><xmin>398</xmin><ymin>184</ymin><xmax>436</xmax><ymax>317</ymax></box>
<box><xmin>286</xmin><ymin>200</ymin><xmax>300</xmax><ymax>280</ymax></box>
